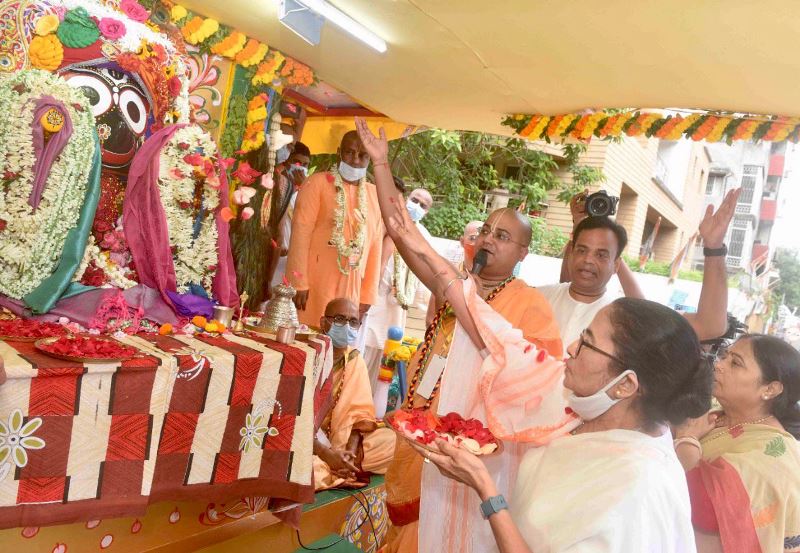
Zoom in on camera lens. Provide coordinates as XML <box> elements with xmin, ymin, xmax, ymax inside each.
<box><xmin>587</xmin><ymin>196</ymin><xmax>610</xmax><ymax>217</ymax></box>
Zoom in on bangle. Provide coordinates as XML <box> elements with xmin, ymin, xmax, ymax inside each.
<box><xmin>442</xmin><ymin>275</ymin><xmax>465</xmax><ymax>296</ymax></box>
<box><xmin>673</xmin><ymin>436</ymin><xmax>702</xmax><ymax>452</ymax></box>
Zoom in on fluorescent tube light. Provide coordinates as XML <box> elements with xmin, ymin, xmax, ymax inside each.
<box><xmin>279</xmin><ymin>0</ymin><xmax>387</xmax><ymax>53</ymax></box>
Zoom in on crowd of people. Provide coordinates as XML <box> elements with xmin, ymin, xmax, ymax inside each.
<box><xmin>264</xmin><ymin>121</ymin><xmax>800</xmax><ymax>552</ymax></box>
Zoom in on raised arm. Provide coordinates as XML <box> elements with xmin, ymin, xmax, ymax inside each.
<box><xmin>355</xmin><ymin>118</ymin><xmax>485</xmax><ymax>350</ymax></box>
<box><xmin>685</xmin><ymin>188</ymin><xmax>741</xmax><ymax>340</ymax></box>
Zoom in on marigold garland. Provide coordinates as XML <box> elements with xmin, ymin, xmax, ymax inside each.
<box><xmin>503</xmin><ymin>109</ymin><xmax>800</xmax><ymax>144</ymax></box>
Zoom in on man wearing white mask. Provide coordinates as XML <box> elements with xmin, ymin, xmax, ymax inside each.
<box><xmin>287</xmin><ymin>131</ymin><xmax>383</xmax><ymax>327</ymax></box>
<box><xmin>313</xmin><ymin>298</ymin><xmax>395</xmax><ymax>490</ymax></box>
<box><xmin>362</xmin><ymin>186</ymin><xmax>434</xmax><ymax>387</ymax></box>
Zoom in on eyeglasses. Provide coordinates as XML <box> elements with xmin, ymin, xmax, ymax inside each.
<box><xmin>478</xmin><ymin>226</ymin><xmax>528</xmax><ymax>246</ymax></box>
<box><xmin>323</xmin><ymin>315</ymin><xmax>362</xmax><ymax>329</ymax></box>
<box><xmin>575</xmin><ymin>330</ymin><xmax>624</xmax><ymax>364</ymax></box>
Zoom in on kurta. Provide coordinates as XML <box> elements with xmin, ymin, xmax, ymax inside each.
<box><xmin>286</xmin><ymin>172</ymin><xmax>383</xmax><ymax>327</ymax></box>
<box><xmin>384</xmin><ymin>278</ymin><xmax>564</xmax><ymax>553</ymax></box>
<box><xmin>313</xmin><ymin>349</ymin><xmax>396</xmax><ymax>490</ymax></box>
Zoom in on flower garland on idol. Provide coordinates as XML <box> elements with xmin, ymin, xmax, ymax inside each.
<box><xmin>502</xmin><ymin>110</ymin><xmax>800</xmax><ymax>144</ymax></box>
<box><xmin>158</xmin><ymin>125</ymin><xmax>220</xmax><ymax>294</ymax></box>
<box><xmin>0</xmin><ymin>70</ymin><xmax>95</xmax><ymax>299</ymax></box>
<box><xmin>330</xmin><ymin>165</ymin><xmax>368</xmax><ymax>275</ymax></box>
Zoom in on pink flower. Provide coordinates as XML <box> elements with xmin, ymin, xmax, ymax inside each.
<box><xmin>205</xmin><ymin>174</ymin><xmax>221</xmax><ymax>189</ymax></box>
<box><xmin>259</xmin><ymin>174</ymin><xmax>274</xmax><ymax>189</ymax></box>
<box><xmin>168</xmin><ymin>167</ymin><xmax>185</xmax><ymax>179</ymax></box>
<box><xmin>98</xmin><ymin>17</ymin><xmax>126</xmax><ymax>40</ymax></box>
<box><xmin>168</xmin><ymin>76</ymin><xmax>182</xmax><ymax>97</ymax></box>
<box><xmin>232</xmin><ymin>162</ymin><xmax>262</xmax><ymax>185</ymax></box>
<box><xmin>218</xmin><ymin>157</ymin><xmax>235</xmax><ymax>170</ymax></box>
<box><xmin>119</xmin><ymin>0</ymin><xmax>150</xmax><ymax>23</ymax></box>
<box><xmin>183</xmin><ymin>153</ymin><xmax>204</xmax><ymax>166</ymax></box>
<box><xmin>241</xmin><ymin>207</ymin><xmax>254</xmax><ymax>220</ymax></box>
<box><xmin>52</xmin><ymin>6</ymin><xmax>66</xmax><ymax>20</ymax></box>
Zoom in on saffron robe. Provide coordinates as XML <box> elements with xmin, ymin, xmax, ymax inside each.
<box><xmin>286</xmin><ymin>172</ymin><xmax>382</xmax><ymax>327</ymax></box>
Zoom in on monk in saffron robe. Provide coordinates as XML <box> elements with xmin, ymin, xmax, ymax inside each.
<box><xmin>355</xmin><ymin>118</ymin><xmax>573</xmax><ymax>553</ymax></box>
<box><xmin>313</xmin><ymin>298</ymin><xmax>396</xmax><ymax>490</ymax></box>
<box><xmin>286</xmin><ymin>132</ymin><xmax>382</xmax><ymax>327</ymax></box>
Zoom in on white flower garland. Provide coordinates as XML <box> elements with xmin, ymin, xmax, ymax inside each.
<box><xmin>393</xmin><ymin>251</ymin><xmax>418</xmax><ymax>308</ymax></box>
<box><xmin>330</xmin><ymin>166</ymin><xmax>367</xmax><ymax>275</ymax></box>
<box><xmin>158</xmin><ymin>125</ymin><xmax>220</xmax><ymax>294</ymax></box>
<box><xmin>73</xmin><ymin>236</ymin><xmax>138</xmax><ymax>289</ymax></box>
<box><xmin>0</xmin><ymin>70</ymin><xmax>95</xmax><ymax>299</ymax></box>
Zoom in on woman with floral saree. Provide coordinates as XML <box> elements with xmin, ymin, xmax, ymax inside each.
<box><xmin>675</xmin><ymin>334</ymin><xmax>800</xmax><ymax>553</ymax></box>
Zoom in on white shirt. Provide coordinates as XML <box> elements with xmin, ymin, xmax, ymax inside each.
<box><xmin>537</xmin><ymin>282</ymin><xmax>617</xmax><ymax>347</ymax></box>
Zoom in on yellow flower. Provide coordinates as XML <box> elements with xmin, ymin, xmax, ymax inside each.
<box><xmin>246</xmin><ymin>106</ymin><xmax>267</xmax><ymax>125</ymax></box>
<box><xmin>35</xmin><ymin>14</ymin><xmax>60</xmax><ymax>36</ymax></box>
<box><xmin>29</xmin><ymin>34</ymin><xmax>63</xmax><ymax>71</ymax></box>
<box><xmin>171</xmin><ymin>5</ymin><xmax>188</xmax><ymax>21</ymax></box>
<box><xmin>164</xmin><ymin>64</ymin><xmax>176</xmax><ymax>79</ymax></box>
<box><xmin>40</xmin><ymin>107</ymin><xmax>65</xmax><ymax>133</ymax></box>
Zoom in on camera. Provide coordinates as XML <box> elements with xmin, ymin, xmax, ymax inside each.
<box><xmin>585</xmin><ymin>190</ymin><xmax>619</xmax><ymax>217</ymax></box>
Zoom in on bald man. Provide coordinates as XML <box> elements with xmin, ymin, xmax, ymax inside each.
<box><xmin>363</xmin><ymin>187</ymin><xmax>434</xmax><ymax>388</ymax></box>
<box><xmin>313</xmin><ymin>298</ymin><xmax>396</xmax><ymax>490</ymax></box>
<box><xmin>386</xmin><ymin>209</ymin><xmax>562</xmax><ymax>553</ymax></box>
<box><xmin>286</xmin><ymin>131</ymin><xmax>383</xmax><ymax>326</ymax></box>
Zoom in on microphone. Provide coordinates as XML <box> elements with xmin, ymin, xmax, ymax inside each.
<box><xmin>471</xmin><ymin>249</ymin><xmax>488</xmax><ymax>275</ymax></box>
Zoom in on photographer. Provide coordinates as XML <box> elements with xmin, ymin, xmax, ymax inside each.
<box><xmin>556</xmin><ymin>188</ymin><xmax>740</xmax><ymax>343</ymax></box>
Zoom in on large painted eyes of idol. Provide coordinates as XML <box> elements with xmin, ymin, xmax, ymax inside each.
<box><xmin>118</xmin><ymin>88</ymin><xmax>147</xmax><ymax>135</ymax></box>
<box><xmin>67</xmin><ymin>73</ymin><xmax>113</xmax><ymax>118</ymax></box>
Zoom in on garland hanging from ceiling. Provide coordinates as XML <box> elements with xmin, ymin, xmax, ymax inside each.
<box><xmin>502</xmin><ymin>111</ymin><xmax>800</xmax><ymax>144</ymax></box>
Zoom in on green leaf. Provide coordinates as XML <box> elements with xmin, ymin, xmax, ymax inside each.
<box><xmin>764</xmin><ymin>436</ymin><xmax>786</xmax><ymax>458</ymax></box>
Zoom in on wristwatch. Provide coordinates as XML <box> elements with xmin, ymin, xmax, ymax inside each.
<box><xmin>703</xmin><ymin>244</ymin><xmax>727</xmax><ymax>257</ymax></box>
<box><xmin>479</xmin><ymin>494</ymin><xmax>508</xmax><ymax>519</ymax></box>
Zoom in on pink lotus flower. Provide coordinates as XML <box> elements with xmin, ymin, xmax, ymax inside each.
<box><xmin>98</xmin><ymin>17</ymin><xmax>126</xmax><ymax>40</ymax></box>
<box><xmin>232</xmin><ymin>162</ymin><xmax>261</xmax><ymax>185</ymax></box>
<box><xmin>241</xmin><ymin>207</ymin><xmax>254</xmax><ymax>220</ymax></box>
<box><xmin>120</xmin><ymin>0</ymin><xmax>150</xmax><ymax>22</ymax></box>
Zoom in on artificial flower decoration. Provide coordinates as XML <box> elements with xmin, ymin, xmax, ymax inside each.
<box><xmin>119</xmin><ymin>0</ymin><xmax>151</xmax><ymax>23</ymax></box>
<box><xmin>211</xmin><ymin>31</ymin><xmax>247</xmax><ymax>58</ymax></box>
<box><xmin>232</xmin><ymin>161</ymin><xmax>262</xmax><ymax>185</ymax></box>
<box><xmin>56</xmin><ymin>7</ymin><xmax>100</xmax><ymax>49</ymax></box>
<box><xmin>28</xmin><ymin>35</ymin><xmax>64</xmax><ymax>71</ymax></box>
<box><xmin>220</xmin><ymin>206</ymin><xmax>235</xmax><ymax>223</ymax></box>
<box><xmin>34</xmin><ymin>14</ymin><xmax>60</xmax><ymax>36</ymax></box>
<box><xmin>170</xmin><ymin>4</ymin><xmax>188</xmax><ymax>22</ymax></box>
<box><xmin>240</xmin><ymin>207</ymin><xmax>254</xmax><ymax>220</ymax></box>
<box><xmin>40</xmin><ymin>108</ymin><xmax>65</xmax><ymax>133</ymax></box>
<box><xmin>260</xmin><ymin>174</ymin><xmax>274</xmax><ymax>189</ymax></box>
<box><xmin>98</xmin><ymin>17</ymin><xmax>127</xmax><ymax>40</ymax></box>
<box><xmin>232</xmin><ymin>186</ymin><xmax>257</xmax><ymax>205</ymax></box>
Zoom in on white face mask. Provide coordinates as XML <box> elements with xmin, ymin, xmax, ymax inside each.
<box><xmin>338</xmin><ymin>160</ymin><xmax>367</xmax><ymax>182</ymax></box>
<box><xmin>406</xmin><ymin>199</ymin><xmax>426</xmax><ymax>222</ymax></box>
<box><xmin>567</xmin><ymin>369</ymin><xmax>636</xmax><ymax>421</ymax></box>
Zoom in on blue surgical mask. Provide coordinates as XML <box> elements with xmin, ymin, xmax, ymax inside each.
<box><xmin>276</xmin><ymin>145</ymin><xmax>291</xmax><ymax>164</ymax></box>
<box><xmin>406</xmin><ymin>199</ymin><xmax>426</xmax><ymax>222</ymax></box>
<box><xmin>338</xmin><ymin>160</ymin><xmax>367</xmax><ymax>182</ymax></box>
<box><xmin>512</xmin><ymin>261</ymin><xmax>522</xmax><ymax>277</ymax></box>
<box><xmin>327</xmin><ymin>323</ymin><xmax>359</xmax><ymax>348</ymax></box>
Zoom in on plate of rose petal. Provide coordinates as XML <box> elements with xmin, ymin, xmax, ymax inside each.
<box><xmin>35</xmin><ymin>335</ymin><xmax>140</xmax><ymax>362</ymax></box>
<box><xmin>0</xmin><ymin>319</ymin><xmax>70</xmax><ymax>342</ymax></box>
<box><xmin>385</xmin><ymin>408</ymin><xmax>502</xmax><ymax>456</ymax></box>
